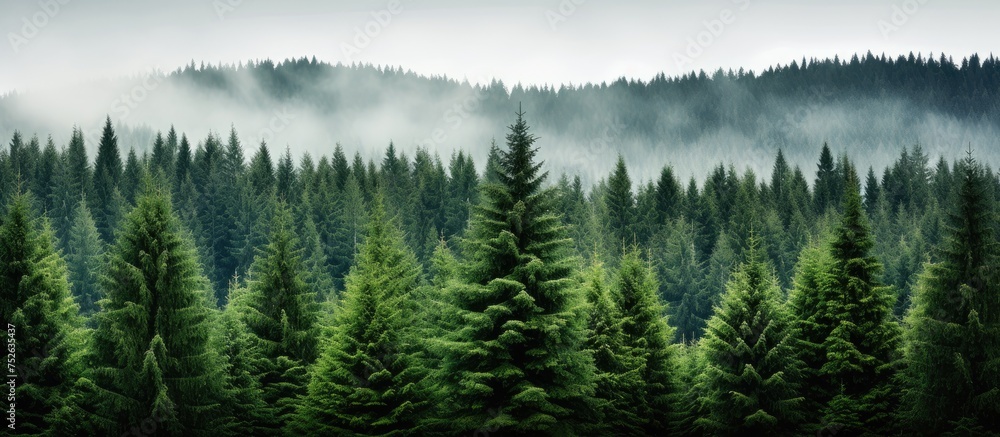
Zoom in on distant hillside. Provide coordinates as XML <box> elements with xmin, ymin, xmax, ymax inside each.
<box><xmin>3</xmin><ymin>52</ymin><xmax>999</xmax><ymax>185</ymax></box>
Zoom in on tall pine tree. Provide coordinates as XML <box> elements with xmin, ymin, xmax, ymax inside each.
<box><xmin>231</xmin><ymin>202</ymin><xmax>320</xmax><ymax>432</ymax></box>
<box><xmin>290</xmin><ymin>195</ymin><xmax>428</xmax><ymax>436</ymax></box>
<box><xmin>613</xmin><ymin>249</ymin><xmax>678</xmax><ymax>434</ymax></box>
<box><xmin>0</xmin><ymin>191</ymin><xmax>84</xmax><ymax>435</ymax></box>
<box><xmin>438</xmin><ymin>109</ymin><xmax>597</xmax><ymax>434</ymax></box>
<box><xmin>79</xmin><ymin>181</ymin><xmax>228</xmax><ymax>436</ymax></box>
<box><xmin>693</xmin><ymin>236</ymin><xmax>804</xmax><ymax>435</ymax></box>
<box><xmin>900</xmin><ymin>152</ymin><xmax>1000</xmax><ymax>434</ymax></box>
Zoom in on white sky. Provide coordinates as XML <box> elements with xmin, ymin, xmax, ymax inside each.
<box><xmin>0</xmin><ymin>0</ymin><xmax>995</xmax><ymax>94</ymax></box>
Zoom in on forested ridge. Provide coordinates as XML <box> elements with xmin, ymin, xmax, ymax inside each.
<box><xmin>5</xmin><ymin>52</ymin><xmax>1000</xmax><ymax>186</ymax></box>
<box><xmin>2</xmin><ymin>107</ymin><xmax>1000</xmax><ymax>436</ymax></box>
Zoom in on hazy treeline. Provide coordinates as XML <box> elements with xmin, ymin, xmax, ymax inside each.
<box><xmin>3</xmin><ymin>52</ymin><xmax>1000</xmax><ymax>185</ymax></box>
<box><xmin>2</xmin><ymin>109</ymin><xmax>999</xmax><ymax>435</ymax></box>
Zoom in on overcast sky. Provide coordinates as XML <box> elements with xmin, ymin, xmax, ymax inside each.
<box><xmin>0</xmin><ymin>0</ymin><xmax>994</xmax><ymax>93</ymax></box>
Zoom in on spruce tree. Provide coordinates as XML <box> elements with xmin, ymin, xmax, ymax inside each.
<box><xmin>275</xmin><ymin>148</ymin><xmax>296</xmax><ymax>202</ymax></box>
<box><xmin>900</xmin><ymin>153</ymin><xmax>1000</xmax><ymax>434</ymax></box>
<box><xmin>444</xmin><ymin>150</ymin><xmax>479</xmax><ymax>239</ymax></box>
<box><xmin>814</xmin><ymin>143</ymin><xmax>837</xmax><ymax>214</ymax></box>
<box><xmin>438</xmin><ymin>109</ymin><xmax>597</xmax><ymax>434</ymax></box>
<box><xmin>122</xmin><ymin>147</ymin><xmax>142</xmax><ymax>203</ymax></box>
<box><xmin>792</xmin><ymin>165</ymin><xmax>902</xmax><ymax>434</ymax></box>
<box><xmin>91</xmin><ymin>117</ymin><xmax>123</xmax><ymax>242</ymax></box>
<box><xmin>614</xmin><ymin>249</ymin><xmax>677</xmax><ymax>434</ymax></box>
<box><xmin>231</xmin><ymin>202</ymin><xmax>320</xmax><ymax>432</ymax></box>
<box><xmin>819</xmin><ymin>165</ymin><xmax>901</xmax><ymax>434</ymax></box>
<box><xmin>582</xmin><ymin>259</ymin><xmax>644</xmax><ymax>434</ymax></box>
<box><xmin>80</xmin><ymin>182</ymin><xmax>228</xmax><ymax>435</ymax></box>
<box><xmin>290</xmin><ymin>195</ymin><xmax>428</xmax><ymax>436</ymax></box>
<box><xmin>606</xmin><ymin>155</ymin><xmax>635</xmax><ymax>249</ymax></box>
<box><xmin>655</xmin><ymin>165</ymin><xmax>682</xmax><ymax>226</ymax></box>
<box><xmin>694</xmin><ymin>236</ymin><xmax>804</xmax><ymax>435</ymax></box>
<box><xmin>217</xmin><ymin>282</ymin><xmax>275</xmax><ymax>436</ymax></box>
<box><xmin>32</xmin><ymin>136</ymin><xmax>59</xmax><ymax>214</ymax></box>
<box><xmin>0</xmin><ymin>191</ymin><xmax>84</xmax><ymax>435</ymax></box>
<box><xmin>787</xmin><ymin>239</ymin><xmax>834</xmax><ymax>419</ymax></box>
<box><xmin>65</xmin><ymin>196</ymin><xmax>104</xmax><ymax>318</ymax></box>
<box><xmin>656</xmin><ymin>217</ymin><xmax>709</xmax><ymax>342</ymax></box>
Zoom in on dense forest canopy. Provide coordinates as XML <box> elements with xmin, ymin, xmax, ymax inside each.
<box><xmin>3</xmin><ymin>52</ymin><xmax>1000</xmax><ymax>185</ymax></box>
<box><xmin>3</xmin><ymin>55</ymin><xmax>1000</xmax><ymax>435</ymax></box>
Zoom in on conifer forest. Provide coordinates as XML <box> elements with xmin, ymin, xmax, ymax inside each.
<box><xmin>3</xmin><ymin>5</ymin><xmax>1000</xmax><ymax>436</ymax></box>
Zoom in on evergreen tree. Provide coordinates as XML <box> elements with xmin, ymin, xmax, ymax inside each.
<box><xmin>656</xmin><ymin>218</ymin><xmax>709</xmax><ymax>342</ymax></box>
<box><xmin>655</xmin><ymin>165</ymin><xmax>682</xmax><ymax>226</ymax></box>
<box><xmin>443</xmin><ymin>150</ymin><xmax>479</xmax><ymax>239</ymax></box>
<box><xmin>51</xmin><ymin>127</ymin><xmax>93</xmax><ymax>245</ymax></box>
<box><xmin>863</xmin><ymin>166</ymin><xmax>881</xmax><ymax>216</ymax></box>
<box><xmin>438</xmin><ymin>109</ymin><xmax>597</xmax><ymax>434</ymax></box>
<box><xmin>150</xmin><ymin>131</ymin><xmax>172</xmax><ymax>182</ymax></box>
<box><xmin>275</xmin><ymin>148</ymin><xmax>296</xmax><ymax>202</ymax></box>
<box><xmin>121</xmin><ymin>147</ymin><xmax>142</xmax><ymax>203</ymax></box>
<box><xmin>217</xmin><ymin>282</ymin><xmax>275</xmax><ymax>436</ymax></box>
<box><xmin>173</xmin><ymin>134</ymin><xmax>192</xmax><ymax>196</ymax></box>
<box><xmin>248</xmin><ymin>141</ymin><xmax>275</xmax><ymax>197</ymax></box>
<box><xmin>32</xmin><ymin>136</ymin><xmax>59</xmax><ymax>214</ymax></box>
<box><xmin>232</xmin><ymin>203</ymin><xmax>320</xmax><ymax>432</ymax></box>
<box><xmin>298</xmin><ymin>214</ymin><xmax>337</xmax><ymax>304</ymax></box>
<box><xmin>694</xmin><ymin>236</ymin><xmax>804</xmax><ymax>435</ymax></box>
<box><xmin>65</xmin><ymin>197</ymin><xmax>104</xmax><ymax>318</ymax></box>
<box><xmin>900</xmin><ymin>153</ymin><xmax>1000</xmax><ymax>434</ymax></box>
<box><xmin>614</xmin><ymin>249</ymin><xmax>677</xmax><ymax>434</ymax></box>
<box><xmin>770</xmin><ymin>149</ymin><xmax>791</xmax><ymax>223</ymax></box>
<box><xmin>606</xmin><ymin>155</ymin><xmax>636</xmax><ymax>249</ymax></box>
<box><xmin>0</xmin><ymin>191</ymin><xmax>84</xmax><ymax>435</ymax></box>
<box><xmin>331</xmin><ymin>144</ymin><xmax>350</xmax><ymax>192</ymax></box>
<box><xmin>290</xmin><ymin>195</ymin><xmax>428</xmax><ymax>436</ymax></box>
<box><xmin>80</xmin><ymin>182</ymin><xmax>228</xmax><ymax>435</ymax></box>
<box><xmin>90</xmin><ymin>117</ymin><xmax>123</xmax><ymax>242</ymax></box>
<box><xmin>814</xmin><ymin>143</ymin><xmax>837</xmax><ymax>214</ymax></box>
<box><xmin>792</xmin><ymin>165</ymin><xmax>902</xmax><ymax>434</ymax></box>
<box><xmin>581</xmin><ymin>259</ymin><xmax>644</xmax><ymax>434</ymax></box>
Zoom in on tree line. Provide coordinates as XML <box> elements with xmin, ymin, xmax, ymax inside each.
<box><xmin>1</xmin><ymin>111</ymin><xmax>999</xmax><ymax>435</ymax></box>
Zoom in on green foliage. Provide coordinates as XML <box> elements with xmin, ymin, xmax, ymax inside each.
<box><xmin>438</xmin><ymin>109</ymin><xmax>598</xmax><ymax>435</ymax></box>
<box><xmin>613</xmin><ymin>249</ymin><xmax>677</xmax><ymax>434</ymax></box>
<box><xmin>656</xmin><ymin>218</ymin><xmax>709</xmax><ymax>343</ymax></box>
<box><xmin>64</xmin><ymin>197</ymin><xmax>104</xmax><ymax>318</ymax></box>
<box><xmin>90</xmin><ymin>117</ymin><xmax>123</xmax><ymax>242</ymax></box>
<box><xmin>80</xmin><ymin>183</ymin><xmax>228</xmax><ymax>436</ymax></box>
<box><xmin>901</xmin><ymin>153</ymin><xmax>1000</xmax><ymax>434</ymax></box>
<box><xmin>231</xmin><ymin>202</ymin><xmax>320</xmax><ymax>432</ymax></box>
<box><xmin>581</xmin><ymin>259</ymin><xmax>644</xmax><ymax>434</ymax></box>
<box><xmin>0</xmin><ymin>191</ymin><xmax>84</xmax><ymax>435</ymax></box>
<box><xmin>291</xmin><ymin>195</ymin><xmax>428</xmax><ymax>436</ymax></box>
<box><xmin>606</xmin><ymin>155</ymin><xmax>636</xmax><ymax>250</ymax></box>
<box><xmin>692</xmin><ymin>237</ymin><xmax>804</xmax><ymax>436</ymax></box>
<box><xmin>791</xmin><ymin>165</ymin><xmax>902</xmax><ymax>435</ymax></box>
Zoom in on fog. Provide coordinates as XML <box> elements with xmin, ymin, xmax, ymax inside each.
<box><xmin>2</xmin><ymin>58</ymin><xmax>999</xmax><ymax>190</ymax></box>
